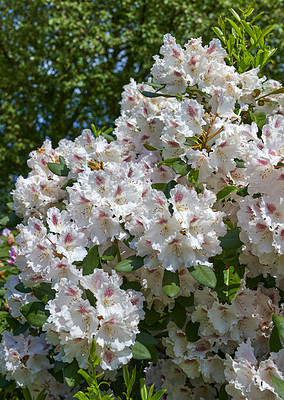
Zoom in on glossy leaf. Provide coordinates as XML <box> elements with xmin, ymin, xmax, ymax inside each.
<box><xmin>47</xmin><ymin>162</ymin><xmax>70</xmax><ymax>176</ymax></box>
<box><xmin>220</xmin><ymin>230</ymin><xmax>243</xmax><ymax>250</ymax></box>
<box><xmin>162</xmin><ymin>270</ymin><xmax>180</xmax><ymax>297</ymax></box>
<box><xmin>190</xmin><ymin>265</ymin><xmax>217</xmax><ymax>289</ymax></box>
<box><xmin>216</xmin><ymin>185</ymin><xmax>237</xmax><ymax>201</ymax></box>
<box><xmin>131</xmin><ymin>341</ymin><xmax>152</xmax><ymax>360</ymax></box>
<box><xmin>21</xmin><ymin>302</ymin><xmax>49</xmax><ymax>327</ymax></box>
<box><xmin>114</xmin><ymin>255</ymin><xmax>144</xmax><ymax>272</ymax></box>
<box><xmin>82</xmin><ymin>245</ymin><xmax>100</xmax><ymax>275</ymax></box>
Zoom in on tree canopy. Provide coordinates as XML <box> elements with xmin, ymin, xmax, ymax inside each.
<box><xmin>0</xmin><ymin>0</ymin><xmax>283</xmax><ymax>213</ymax></box>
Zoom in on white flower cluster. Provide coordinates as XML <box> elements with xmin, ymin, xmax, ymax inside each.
<box><xmin>1</xmin><ymin>33</ymin><xmax>283</xmax><ymax>399</ymax></box>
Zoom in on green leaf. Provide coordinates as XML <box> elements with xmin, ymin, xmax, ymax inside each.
<box><xmin>219</xmin><ymin>384</ymin><xmax>228</xmax><ymax>400</ymax></box>
<box><xmin>151</xmin><ymin>183</ymin><xmax>166</xmax><ymax>191</ymax></box>
<box><xmin>216</xmin><ymin>186</ymin><xmax>237</xmax><ymax>201</ymax></box>
<box><xmin>23</xmin><ymin>387</ymin><xmax>33</xmax><ymax>400</ymax></box>
<box><xmin>140</xmin><ymin>378</ymin><xmax>148</xmax><ymax>400</ymax></box>
<box><xmin>32</xmin><ymin>283</ymin><xmax>55</xmax><ymax>304</ymax></box>
<box><xmin>15</xmin><ymin>282</ymin><xmax>32</xmax><ymax>293</ymax></box>
<box><xmin>131</xmin><ymin>341</ymin><xmax>152</xmax><ymax>360</ymax></box>
<box><xmin>220</xmin><ymin>230</ymin><xmax>243</xmax><ymax>250</ymax></box>
<box><xmin>163</xmin><ymin>180</ymin><xmax>178</xmax><ymax>199</ymax></box>
<box><xmin>151</xmin><ymin>390</ymin><xmax>167</xmax><ymax>400</ymax></box>
<box><xmin>0</xmin><ymin>213</ymin><xmax>22</xmax><ymax>227</ymax></box>
<box><xmin>226</xmin><ymin>18</ymin><xmax>242</xmax><ymax>37</ymax></box>
<box><xmin>101</xmin><ymin>244</ymin><xmax>118</xmax><ymax>261</ymax></box>
<box><xmin>47</xmin><ymin>162</ymin><xmax>70</xmax><ymax>176</ymax></box>
<box><xmin>162</xmin><ymin>270</ymin><xmax>180</xmax><ymax>298</ymax></box>
<box><xmin>223</xmin><ymin>265</ymin><xmax>244</xmax><ymax>302</ymax></box>
<box><xmin>73</xmin><ymin>391</ymin><xmax>89</xmax><ymax>400</ymax></box>
<box><xmin>270</xmin><ymin>326</ymin><xmax>282</xmax><ymax>353</ymax></box>
<box><xmin>212</xmin><ymin>27</ymin><xmax>226</xmax><ymax>43</ymax></box>
<box><xmin>256</xmin><ymin>87</ymin><xmax>284</xmax><ymax>101</ymax></box>
<box><xmin>145</xmin><ymin>306</ymin><xmax>161</xmax><ymax>326</ymax></box>
<box><xmin>136</xmin><ymin>332</ymin><xmax>157</xmax><ymax>346</ymax></box>
<box><xmin>143</xmin><ymin>143</ymin><xmax>164</xmax><ymax>151</ymax></box>
<box><xmin>176</xmin><ymin>294</ymin><xmax>194</xmax><ymax>307</ymax></box>
<box><xmin>145</xmin><ymin>81</ymin><xmax>166</xmax><ymax>90</ymax></box>
<box><xmin>114</xmin><ymin>255</ymin><xmax>144</xmax><ymax>272</ymax></box>
<box><xmin>273</xmin><ymin>314</ymin><xmax>284</xmax><ymax>339</ymax></box>
<box><xmin>21</xmin><ymin>302</ymin><xmax>49</xmax><ymax>327</ymax></box>
<box><xmin>251</xmin><ymin>112</ymin><xmax>266</xmax><ymax>128</ymax></box>
<box><xmin>82</xmin><ymin>245</ymin><xmax>100</xmax><ymax>275</ymax></box>
<box><xmin>190</xmin><ymin>265</ymin><xmax>217</xmax><ymax>289</ymax></box>
<box><xmin>272</xmin><ymin>375</ymin><xmax>284</xmax><ymax>400</ymax></box>
<box><xmin>61</xmin><ymin>179</ymin><xmax>76</xmax><ymax>190</ymax></box>
<box><xmin>240</xmin><ymin>20</ymin><xmax>257</xmax><ymax>42</ymax></box>
<box><xmin>63</xmin><ymin>359</ymin><xmax>81</xmax><ymax>387</ymax></box>
<box><xmin>172</xmin><ymin>159</ymin><xmax>190</xmax><ymax>176</ymax></box>
<box><xmin>139</xmin><ymin>90</ymin><xmax>173</xmax><ymax>98</ymax></box>
<box><xmin>185</xmin><ymin>320</ymin><xmax>200</xmax><ymax>342</ymax></box>
<box><xmin>229</xmin><ymin>8</ymin><xmax>241</xmax><ymax>21</ymax></box>
<box><xmin>36</xmin><ymin>389</ymin><xmax>47</xmax><ymax>400</ymax></box>
<box><xmin>59</xmin><ymin>156</ymin><xmax>66</xmax><ymax>165</ymax></box>
<box><xmin>171</xmin><ymin>302</ymin><xmax>186</xmax><ymax>329</ymax></box>
<box><xmin>158</xmin><ymin>158</ymin><xmax>180</xmax><ymax>167</ymax></box>
<box><xmin>101</xmin><ymin>131</ymin><xmax>116</xmax><ymax>142</ymax></box>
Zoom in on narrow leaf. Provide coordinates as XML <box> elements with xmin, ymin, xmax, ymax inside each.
<box><xmin>143</xmin><ymin>143</ymin><xmax>164</xmax><ymax>151</ymax></box>
<box><xmin>270</xmin><ymin>326</ymin><xmax>282</xmax><ymax>353</ymax></box>
<box><xmin>273</xmin><ymin>314</ymin><xmax>284</xmax><ymax>339</ymax></box>
<box><xmin>272</xmin><ymin>375</ymin><xmax>284</xmax><ymax>400</ymax></box>
<box><xmin>216</xmin><ymin>186</ymin><xmax>237</xmax><ymax>201</ymax></box>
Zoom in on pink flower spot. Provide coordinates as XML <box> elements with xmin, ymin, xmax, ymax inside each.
<box><xmin>34</xmin><ymin>222</ymin><xmax>42</xmax><ymax>232</ymax></box>
<box><xmin>257</xmin><ymin>159</ymin><xmax>268</xmax><ymax>166</ymax></box>
<box><xmin>266</xmin><ymin>203</ymin><xmax>276</xmax><ymax>214</ymax></box>
<box><xmin>143</xmin><ymin>107</ymin><xmax>148</xmax><ymax>115</ymax></box>
<box><xmin>174</xmin><ymin>191</ymin><xmax>183</xmax><ymax>203</ymax></box>
<box><xmin>178</xmin><ymin>268</ymin><xmax>186</xmax><ymax>276</ymax></box>
<box><xmin>166</xmin><ymin>140</ymin><xmax>179</xmax><ymax>147</ymax></box>
<box><xmin>278</xmin><ymin>174</ymin><xmax>284</xmax><ymax>181</ymax></box>
<box><xmin>127</xmin><ymin>167</ymin><xmax>133</xmax><ymax>178</ymax></box>
<box><xmin>86</xmin><ymin>133</ymin><xmax>92</xmax><ymax>144</ymax></box>
<box><xmin>136</xmin><ymin>219</ymin><xmax>144</xmax><ymax>226</ymax></box>
<box><xmin>141</xmin><ymin>135</ymin><xmax>150</xmax><ymax>141</ymax></box>
<box><xmin>131</xmin><ymin>298</ymin><xmax>139</xmax><ymax>306</ymax></box>
<box><xmin>173</xmin><ymin>70</ymin><xmax>182</xmax><ymax>77</ymax></box>
<box><xmin>207</xmin><ymin>44</ymin><xmax>216</xmax><ymax>54</ymax></box>
<box><xmin>98</xmin><ymin>210</ymin><xmax>109</xmax><ymax>219</ymax></box>
<box><xmin>171</xmin><ymin>48</ymin><xmax>181</xmax><ymax>58</ymax></box>
<box><xmin>275</xmin><ymin>119</ymin><xmax>280</xmax><ymax>129</ymax></box>
<box><xmin>256</xmin><ymin>223</ymin><xmax>267</xmax><ymax>232</ymax></box>
<box><xmin>158</xmin><ymin>217</ymin><xmax>168</xmax><ymax>225</ymax></box>
<box><xmin>32</xmin><ymin>186</ymin><xmax>37</xmax><ymax>193</ymax></box>
<box><xmin>188</xmin><ymin>56</ymin><xmax>197</xmax><ymax>66</ymax></box>
<box><xmin>74</xmin><ymin>154</ymin><xmax>83</xmax><ymax>161</ymax></box>
<box><xmin>80</xmin><ymin>196</ymin><xmax>90</xmax><ymax>204</ymax></box>
<box><xmin>280</xmin><ymin>230</ymin><xmax>284</xmax><ymax>238</ymax></box>
<box><xmin>126</xmin><ymin>121</ymin><xmax>134</xmax><ymax>128</ymax></box>
<box><xmin>52</xmin><ymin>214</ymin><xmax>58</xmax><ymax>226</ymax></box>
<box><xmin>105</xmin><ymin>351</ymin><xmax>116</xmax><ymax>364</ymax></box>
<box><xmin>78</xmin><ymin>304</ymin><xmax>90</xmax><ymax>314</ymax></box>
<box><xmin>41</xmin><ymin>159</ymin><xmax>47</xmax><ymax>165</ymax></box>
<box><xmin>128</xmin><ymin>96</ymin><xmax>135</xmax><ymax>102</ymax></box>
<box><xmin>56</xmin><ymin>262</ymin><xmax>67</xmax><ymax>269</ymax></box>
<box><xmin>64</xmin><ymin>233</ymin><xmax>73</xmax><ymax>244</ymax></box>
<box><xmin>95</xmin><ymin>176</ymin><xmax>105</xmax><ymax>186</ymax></box>
<box><xmin>169</xmin><ymin>238</ymin><xmax>180</xmax><ymax>246</ymax></box>
<box><xmin>187</xmin><ymin>105</ymin><xmax>198</xmax><ymax>118</ymax></box>
<box><xmin>37</xmin><ymin>244</ymin><xmax>47</xmax><ymax>251</ymax></box>
<box><xmin>104</xmin><ymin>287</ymin><xmax>114</xmax><ymax>298</ymax></box>
<box><xmin>170</xmin><ymin>120</ymin><xmax>179</xmax><ymax>127</ymax></box>
<box><xmin>123</xmin><ymin>155</ymin><xmax>132</xmax><ymax>162</ymax></box>
<box><xmin>115</xmin><ymin>185</ymin><xmax>122</xmax><ymax>197</ymax></box>
<box><xmin>155</xmin><ymin>195</ymin><xmax>166</xmax><ymax>206</ymax></box>
<box><xmin>66</xmin><ymin>287</ymin><xmax>79</xmax><ymax>297</ymax></box>
<box><xmin>190</xmin><ymin>216</ymin><xmax>198</xmax><ymax>224</ymax></box>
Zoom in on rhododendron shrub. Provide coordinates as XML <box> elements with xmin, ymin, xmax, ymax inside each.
<box><xmin>0</xmin><ymin>22</ymin><xmax>284</xmax><ymax>400</ymax></box>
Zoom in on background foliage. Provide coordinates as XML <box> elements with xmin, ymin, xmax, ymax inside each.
<box><xmin>0</xmin><ymin>0</ymin><xmax>283</xmax><ymax>213</ymax></box>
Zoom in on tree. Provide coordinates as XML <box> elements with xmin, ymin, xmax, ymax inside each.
<box><xmin>0</xmin><ymin>0</ymin><xmax>283</xmax><ymax>213</ymax></box>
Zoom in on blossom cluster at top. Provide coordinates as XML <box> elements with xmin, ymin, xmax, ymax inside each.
<box><xmin>0</xmin><ymin>33</ymin><xmax>283</xmax><ymax>399</ymax></box>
